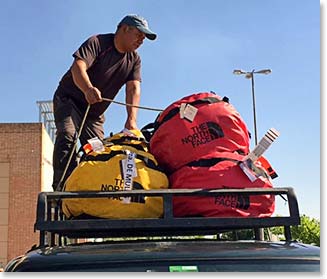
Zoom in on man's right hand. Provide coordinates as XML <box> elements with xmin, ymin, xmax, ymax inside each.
<box><xmin>71</xmin><ymin>58</ymin><xmax>103</xmax><ymax>105</ymax></box>
<box><xmin>84</xmin><ymin>87</ymin><xmax>103</xmax><ymax>104</ymax></box>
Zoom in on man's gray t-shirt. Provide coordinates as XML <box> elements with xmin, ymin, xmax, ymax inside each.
<box><xmin>55</xmin><ymin>33</ymin><xmax>141</xmax><ymax>118</ymax></box>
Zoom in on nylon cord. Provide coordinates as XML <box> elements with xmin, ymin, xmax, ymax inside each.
<box><xmin>56</xmin><ymin>104</ymin><xmax>91</xmax><ymax>191</ymax></box>
<box><xmin>56</xmin><ymin>98</ymin><xmax>162</xmax><ymax>191</ymax></box>
<box><xmin>101</xmin><ymin>97</ymin><xmax>163</xmax><ymax>112</ymax></box>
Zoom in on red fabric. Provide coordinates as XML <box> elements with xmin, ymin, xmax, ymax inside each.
<box><xmin>149</xmin><ymin>92</ymin><xmax>250</xmax><ymax>173</ymax></box>
<box><xmin>170</xmin><ymin>155</ymin><xmax>275</xmax><ymax>218</ymax></box>
<box><xmin>257</xmin><ymin>156</ymin><xmax>278</xmax><ymax>179</ymax></box>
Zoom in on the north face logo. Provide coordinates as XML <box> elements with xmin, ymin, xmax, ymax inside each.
<box><xmin>181</xmin><ymin>122</ymin><xmax>224</xmax><ymax>148</ymax></box>
<box><xmin>214</xmin><ymin>194</ymin><xmax>250</xmax><ymax>210</ymax></box>
<box><xmin>101</xmin><ymin>179</ymin><xmax>145</xmax><ymax>203</ymax></box>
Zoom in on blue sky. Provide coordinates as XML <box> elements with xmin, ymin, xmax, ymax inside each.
<box><xmin>0</xmin><ymin>0</ymin><xmax>321</xmax><ymax>219</ymax></box>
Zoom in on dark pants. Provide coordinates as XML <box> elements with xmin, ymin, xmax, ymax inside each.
<box><xmin>52</xmin><ymin>93</ymin><xmax>104</xmax><ymax>190</ymax></box>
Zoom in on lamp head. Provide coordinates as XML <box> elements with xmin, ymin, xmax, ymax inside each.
<box><xmin>256</xmin><ymin>69</ymin><xmax>272</xmax><ymax>75</ymax></box>
<box><xmin>233</xmin><ymin>69</ymin><xmax>245</xmax><ymax>75</ymax></box>
<box><xmin>245</xmin><ymin>73</ymin><xmax>253</xmax><ymax>79</ymax></box>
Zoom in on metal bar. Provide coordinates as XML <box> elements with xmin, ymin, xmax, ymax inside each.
<box><xmin>45</xmin><ymin>187</ymin><xmax>291</xmax><ymax>200</ymax></box>
<box><xmin>35</xmin><ymin>193</ymin><xmax>47</xmax><ymax>246</ymax></box>
<box><xmin>36</xmin><ymin>100</ymin><xmax>53</xmax><ymax>104</ymax></box>
<box><xmin>250</xmin><ymin>71</ymin><xmax>258</xmax><ymax>145</ymax></box>
<box><xmin>36</xmin><ymin>216</ymin><xmax>299</xmax><ymax>235</ymax></box>
<box><xmin>286</xmin><ymin>187</ymin><xmax>300</xmax><ymax>219</ymax></box>
<box><xmin>35</xmin><ymin>192</ymin><xmax>47</xmax><ymax>223</ymax></box>
<box><xmin>163</xmin><ymin>194</ymin><xmax>173</xmax><ymax>219</ymax></box>
<box><xmin>35</xmin><ymin>187</ymin><xmax>301</xmax><ymax>243</ymax></box>
<box><xmin>39</xmin><ymin>231</ymin><xmax>45</xmax><ymax>247</ymax></box>
<box><xmin>254</xmin><ymin>228</ymin><xmax>264</xmax><ymax>241</ymax></box>
<box><xmin>284</xmin><ymin>226</ymin><xmax>292</xmax><ymax>241</ymax></box>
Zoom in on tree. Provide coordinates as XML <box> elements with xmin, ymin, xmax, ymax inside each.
<box><xmin>218</xmin><ymin>215</ymin><xmax>320</xmax><ymax>246</ymax></box>
<box><xmin>270</xmin><ymin>215</ymin><xmax>320</xmax><ymax>246</ymax></box>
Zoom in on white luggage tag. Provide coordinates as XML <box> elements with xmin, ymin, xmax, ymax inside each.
<box><xmin>180</xmin><ymin>103</ymin><xmax>198</xmax><ymax>122</ymax></box>
<box><xmin>121</xmin><ymin>150</ymin><xmax>137</xmax><ymax>204</ymax></box>
<box><xmin>87</xmin><ymin>137</ymin><xmax>105</xmax><ymax>152</ymax></box>
<box><xmin>239</xmin><ymin>161</ymin><xmax>258</xmax><ymax>182</ymax></box>
<box><xmin>240</xmin><ymin>128</ymin><xmax>280</xmax><ymax>182</ymax></box>
<box><xmin>244</xmin><ymin>128</ymin><xmax>280</xmax><ymax>162</ymax></box>
<box><xmin>180</xmin><ymin>103</ymin><xmax>187</xmax><ymax>118</ymax></box>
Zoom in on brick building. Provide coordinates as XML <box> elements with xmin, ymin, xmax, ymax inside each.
<box><xmin>0</xmin><ymin>123</ymin><xmax>53</xmax><ymax>267</ymax></box>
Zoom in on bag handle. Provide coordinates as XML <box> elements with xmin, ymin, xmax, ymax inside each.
<box><xmin>83</xmin><ymin>149</ymin><xmax>163</xmax><ymax>172</ymax></box>
<box><xmin>186</xmin><ymin>157</ymin><xmax>270</xmax><ymax>180</ymax></box>
<box><xmin>158</xmin><ymin>97</ymin><xmax>223</xmax><ymax>127</ymax></box>
<box><xmin>141</xmin><ymin>95</ymin><xmax>229</xmax><ymax>142</ymax></box>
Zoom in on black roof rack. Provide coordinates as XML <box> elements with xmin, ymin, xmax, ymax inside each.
<box><xmin>34</xmin><ymin>187</ymin><xmax>300</xmax><ymax>247</ymax></box>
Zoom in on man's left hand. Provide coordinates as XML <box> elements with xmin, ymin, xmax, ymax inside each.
<box><xmin>124</xmin><ymin>119</ymin><xmax>138</xmax><ymax>131</ymax></box>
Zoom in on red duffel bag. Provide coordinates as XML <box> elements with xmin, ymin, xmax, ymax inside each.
<box><xmin>170</xmin><ymin>153</ymin><xmax>275</xmax><ymax>218</ymax></box>
<box><xmin>149</xmin><ymin>92</ymin><xmax>250</xmax><ymax>173</ymax></box>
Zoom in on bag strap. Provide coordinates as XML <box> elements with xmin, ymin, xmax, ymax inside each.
<box><xmin>83</xmin><ymin>149</ymin><xmax>163</xmax><ymax>172</ymax></box>
<box><xmin>187</xmin><ymin>157</ymin><xmax>240</xmax><ymax>167</ymax></box>
<box><xmin>104</xmin><ymin>136</ymin><xmax>148</xmax><ymax>151</ymax></box>
<box><xmin>186</xmin><ymin>157</ymin><xmax>270</xmax><ymax>180</ymax></box>
<box><xmin>140</xmin><ymin>123</ymin><xmax>156</xmax><ymax>142</ymax></box>
<box><xmin>158</xmin><ymin>97</ymin><xmax>223</xmax><ymax>128</ymax></box>
<box><xmin>107</xmin><ymin>135</ymin><xmax>146</xmax><ymax>145</ymax></box>
<box><xmin>141</xmin><ymin>95</ymin><xmax>230</xmax><ymax>142</ymax></box>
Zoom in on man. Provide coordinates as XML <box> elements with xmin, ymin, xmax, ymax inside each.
<box><xmin>52</xmin><ymin>14</ymin><xmax>157</xmax><ymax>191</ymax></box>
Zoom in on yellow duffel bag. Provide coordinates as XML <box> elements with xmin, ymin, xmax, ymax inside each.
<box><xmin>102</xmin><ymin>128</ymin><xmax>149</xmax><ymax>152</ymax></box>
<box><xmin>62</xmin><ymin>144</ymin><xmax>169</xmax><ymax>219</ymax></box>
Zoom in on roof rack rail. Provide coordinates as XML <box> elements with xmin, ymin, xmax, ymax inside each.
<box><xmin>34</xmin><ymin>187</ymin><xmax>300</xmax><ymax>247</ymax></box>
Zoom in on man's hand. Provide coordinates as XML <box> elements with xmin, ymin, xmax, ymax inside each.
<box><xmin>124</xmin><ymin>119</ymin><xmax>138</xmax><ymax>131</ymax></box>
<box><xmin>71</xmin><ymin>58</ymin><xmax>103</xmax><ymax>105</ymax></box>
<box><xmin>124</xmin><ymin>80</ymin><xmax>141</xmax><ymax>131</ymax></box>
<box><xmin>84</xmin><ymin>87</ymin><xmax>103</xmax><ymax>104</ymax></box>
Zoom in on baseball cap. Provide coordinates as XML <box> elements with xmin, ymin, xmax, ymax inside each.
<box><xmin>118</xmin><ymin>14</ymin><xmax>157</xmax><ymax>40</ymax></box>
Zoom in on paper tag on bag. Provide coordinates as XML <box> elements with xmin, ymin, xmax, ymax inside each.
<box><xmin>180</xmin><ymin>103</ymin><xmax>187</xmax><ymax>118</ymax></box>
<box><xmin>121</xmin><ymin>150</ymin><xmax>137</xmax><ymax>204</ymax></box>
<box><xmin>239</xmin><ymin>160</ymin><xmax>257</xmax><ymax>182</ymax></box>
<box><xmin>183</xmin><ymin>104</ymin><xmax>198</xmax><ymax>122</ymax></box>
<box><xmin>245</xmin><ymin>128</ymin><xmax>280</xmax><ymax>162</ymax></box>
<box><xmin>87</xmin><ymin>137</ymin><xmax>105</xmax><ymax>152</ymax></box>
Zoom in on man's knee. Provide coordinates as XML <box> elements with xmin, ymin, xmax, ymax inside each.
<box><xmin>55</xmin><ymin>131</ymin><xmax>76</xmax><ymax>144</ymax></box>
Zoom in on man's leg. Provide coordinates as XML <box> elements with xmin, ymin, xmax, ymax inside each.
<box><xmin>79</xmin><ymin>115</ymin><xmax>105</xmax><ymax>146</ymax></box>
<box><xmin>52</xmin><ymin>95</ymin><xmax>84</xmax><ymax>191</ymax></box>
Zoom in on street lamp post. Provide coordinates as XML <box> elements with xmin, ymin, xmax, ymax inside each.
<box><xmin>233</xmin><ymin>68</ymin><xmax>272</xmax><ymax>241</ymax></box>
<box><xmin>233</xmin><ymin>69</ymin><xmax>272</xmax><ymax>145</ymax></box>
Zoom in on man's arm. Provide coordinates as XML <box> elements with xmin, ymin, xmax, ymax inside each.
<box><xmin>124</xmin><ymin>80</ymin><xmax>141</xmax><ymax>130</ymax></box>
<box><xmin>71</xmin><ymin>58</ymin><xmax>102</xmax><ymax>104</ymax></box>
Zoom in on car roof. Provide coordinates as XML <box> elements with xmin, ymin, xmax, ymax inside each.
<box><xmin>5</xmin><ymin>188</ymin><xmax>320</xmax><ymax>272</ymax></box>
<box><xmin>6</xmin><ymin>240</ymin><xmax>320</xmax><ymax>272</ymax></box>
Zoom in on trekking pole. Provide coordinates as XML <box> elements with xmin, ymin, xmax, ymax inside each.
<box><xmin>56</xmin><ymin>104</ymin><xmax>91</xmax><ymax>191</ymax></box>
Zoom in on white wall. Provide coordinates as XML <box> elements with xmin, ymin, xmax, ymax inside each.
<box><xmin>41</xmin><ymin>127</ymin><xmax>54</xmax><ymax>192</ymax></box>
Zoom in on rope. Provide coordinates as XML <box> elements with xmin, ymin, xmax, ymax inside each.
<box><xmin>55</xmin><ymin>98</ymin><xmax>162</xmax><ymax>191</ymax></box>
<box><xmin>56</xmin><ymin>104</ymin><xmax>91</xmax><ymax>191</ymax></box>
<box><xmin>101</xmin><ymin>97</ymin><xmax>163</xmax><ymax>112</ymax></box>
